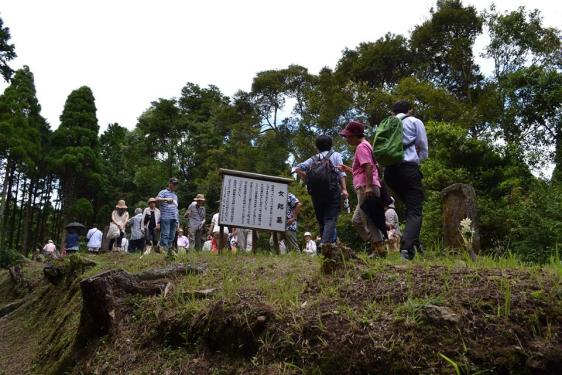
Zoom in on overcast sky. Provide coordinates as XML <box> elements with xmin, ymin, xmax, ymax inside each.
<box><xmin>1</xmin><ymin>0</ymin><xmax>560</xmax><ymax>132</ymax></box>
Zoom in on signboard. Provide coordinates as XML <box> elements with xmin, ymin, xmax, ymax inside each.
<box><xmin>218</xmin><ymin>169</ymin><xmax>292</xmax><ymax>232</ymax></box>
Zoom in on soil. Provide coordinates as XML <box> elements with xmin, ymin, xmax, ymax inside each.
<box><xmin>0</xmin><ymin>252</ymin><xmax>561</xmax><ymax>374</ymax></box>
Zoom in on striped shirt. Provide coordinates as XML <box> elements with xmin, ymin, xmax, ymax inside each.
<box><xmin>157</xmin><ymin>188</ymin><xmax>179</xmax><ymax>221</ymax></box>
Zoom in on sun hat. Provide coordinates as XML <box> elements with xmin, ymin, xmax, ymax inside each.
<box><xmin>148</xmin><ymin>197</ymin><xmax>157</xmax><ymax>204</ymax></box>
<box><xmin>304</xmin><ymin>232</ymin><xmax>312</xmax><ymax>237</ymax></box>
<box><xmin>339</xmin><ymin>120</ymin><xmax>365</xmax><ymax>137</ymax></box>
<box><xmin>116</xmin><ymin>200</ymin><xmax>128</xmax><ymax>209</ymax></box>
<box><xmin>48</xmin><ymin>240</ymin><xmax>53</xmax><ymax>244</ymax></box>
<box><xmin>194</xmin><ymin>194</ymin><xmax>206</xmax><ymax>202</ymax></box>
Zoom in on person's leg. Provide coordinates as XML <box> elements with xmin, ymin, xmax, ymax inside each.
<box><xmin>188</xmin><ymin>228</ymin><xmax>196</xmax><ymax>250</ymax></box>
<box><xmin>238</xmin><ymin>229</ymin><xmax>247</xmax><ymax>251</ymax></box>
<box><xmin>321</xmin><ymin>194</ymin><xmax>341</xmax><ymax>244</ymax></box>
<box><xmin>196</xmin><ymin>228</ymin><xmax>204</xmax><ymax>250</ymax></box>
<box><xmin>385</xmin><ymin>164</ymin><xmax>423</xmax><ymax>258</ymax></box>
<box><xmin>352</xmin><ymin>188</ymin><xmax>371</xmax><ymax>242</ymax></box>
<box><xmin>159</xmin><ymin>219</ymin><xmax>171</xmax><ymax>249</ymax></box>
<box><xmin>311</xmin><ymin>195</ymin><xmax>326</xmax><ymax>244</ymax></box>
<box><xmin>284</xmin><ymin>230</ymin><xmax>299</xmax><ymax>252</ymax></box>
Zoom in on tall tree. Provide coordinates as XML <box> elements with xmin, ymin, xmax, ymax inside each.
<box><xmin>0</xmin><ymin>17</ymin><xmax>16</xmax><ymax>81</ymax></box>
<box><xmin>483</xmin><ymin>6</ymin><xmax>561</xmax><ymax>176</ymax></box>
<box><xmin>410</xmin><ymin>0</ymin><xmax>483</xmax><ymax>103</ymax></box>
<box><xmin>0</xmin><ymin>66</ymin><xmax>46</xmax><ymax>250</ymax></box>
<box><xmin>49</xmin><ymin>86</ymin><xmax>102</xmax><ymax>237</ymax></box>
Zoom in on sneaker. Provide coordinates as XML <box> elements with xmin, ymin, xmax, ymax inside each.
<box><xmin>400</xmin><ymin>249</ymin><xmax>414</xmax><ymax>260</ymax></box>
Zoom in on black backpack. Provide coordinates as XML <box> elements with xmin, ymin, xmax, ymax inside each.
<box><xmin>306</xmin><ymin>151</ymin><xmax>339</xmax><ymax>196</ymax></box>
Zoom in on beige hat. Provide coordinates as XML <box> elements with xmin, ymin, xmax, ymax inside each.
<box><xmin>304</xmin><ymin>232</ymin><xmax>312</xmax><ymax>237</ymax></box>
<box><xmin>194</xmin><ymin>194</ymin><xmax>206</xmax><ymax>202</ymax></box>
<box><xmin>116</xmin><ymin>200</ymin><xmax>127</xmax><ymax>209</ymax></box>
<box><xmin>148</xmin><ymin>197</ymin><xmax>157</xmax><ymax>204</ymax></box>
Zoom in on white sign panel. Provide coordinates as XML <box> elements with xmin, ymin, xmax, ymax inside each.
<box><xmin>219</xmin><ymin>174</ymin><xmax>289</xmax><ymax>232</ymax></box>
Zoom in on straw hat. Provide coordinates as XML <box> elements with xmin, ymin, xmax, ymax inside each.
<box><xmin>115</xmin><ymin>200</ymin><xmax>127</xmax><ymax>209</ymax></box>
<box><xmin>148</xmin><ymin>197</ymin><xmax>157</xmax><ymax>204</ymax></box>
<box><xmin>193</xmin><ymin>194</ymin><xmax>206</xmax><ymax>202</ymax></box>
<box><xmin>304</xmin><ymin>232</ymin><xmax>312</xmax><ymax>237</ymax></box>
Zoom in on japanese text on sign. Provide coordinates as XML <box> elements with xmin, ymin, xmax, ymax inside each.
<box><xmin>219</xmin><ymin>173</ymin><xmax>289</xmax><ymax>232</ymax></box>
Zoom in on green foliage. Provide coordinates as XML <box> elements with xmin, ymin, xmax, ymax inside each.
<box><xmin>0</xmin><ymin>248</ymin><xmax>24</xmax><ymax>268</ymax></box>
<box><xmin>0</xmin><ymin>17</ymin><xmax>16</xmax><ymax>81</ymax></box>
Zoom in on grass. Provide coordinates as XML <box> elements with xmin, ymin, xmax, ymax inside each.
<box><xmin>1</xmin><ymin>247</ymin><xmax>561</xmax><ymax>374</ymax></box>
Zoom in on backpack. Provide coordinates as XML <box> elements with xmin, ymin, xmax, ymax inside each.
<box><xmin>372</xmin><ymin>115</ymin><xmax>413</xmax><ymax>167</ymax></box>
<box><xmin>306</xmin><ymin>151</ymin><xmax>339</xmax><ymax>196</ymax></box>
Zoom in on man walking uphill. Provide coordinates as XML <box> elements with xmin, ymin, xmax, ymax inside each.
<box><xmin>384</xmin><ymin>101</ymin><xmax>428</xmax><ymax>260</ymax></box>
<box><xmin>294</xmin><ymin>135</ymin><xmax>348</xmax><ymax>246</ymax></box>
<box><xmin>156</xmin><ymin>178</ymin><xmax>180</xmax><ymax>259</ymax></box>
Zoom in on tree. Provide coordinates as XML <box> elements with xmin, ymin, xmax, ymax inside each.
<box><xmin>0</xmin><ymin>17</ymin><xmax>16</xmax><ymax>81</ymax></box>
<box><xmin>0</xmin><ymin>66</ymin><xmax>47</xmax><ymax>251</ymax></box>
<box><xmin>410</xmin><ymin>0</ymin><xmax>483</xmax><ymax>102</ymax></box>
<box><xmin>49</xmin><ymin>86</ymin><xmax>102</xmax><ymax>235</ymax></box>
<box><xmin>482</xmin><ymin>6</ymin><xmax>562</xmax><ymax>175</ymax></box>
<box><xmin>336</xmin><ymin>33</ymin><xmax>413</xmax><ymax>89</ymax></box>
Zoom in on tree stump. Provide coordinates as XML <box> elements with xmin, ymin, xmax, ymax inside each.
<box><xmin>441</xmin><ymin>183</ymin><xmax>480</xmax><ymax>260</ymax></box>
<box><xmin>320</xmin><ymin>243</ymin><xmax>355</xmax><ymax>274</ymax></box>
<box><xmin>78</xmin><ymin>263</ymin><xmax>206</xmax><ymax>339</ymax></box>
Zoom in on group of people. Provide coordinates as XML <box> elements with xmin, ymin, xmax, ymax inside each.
<box><xmin>295</xmin><ymin>100</ymin><xmax>427</xmax><ymax>260</ymax></box>
<box><xmin>46</xmin><ymin>100</ymin><xmax>426</xmax><ymax>261</ymax></box>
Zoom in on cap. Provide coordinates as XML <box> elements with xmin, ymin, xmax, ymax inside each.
<box><xmin>304</xmin><ymin>232</ymin><xmax>312</xmax><ymax>237</ymax></box>
<box><xmin>169</xmin><ymin>177</ymin><xmax>179</xmax><ymax>185</ymax></box>
<box><xmin>339</xmin><ymin>120</ymin><xmax>365</xmax><ymax>137</ymax></box>
<box><xmin>194</xmin><ymin>194</ymin><xmax>206</xmax><ymax>202</ymax></box>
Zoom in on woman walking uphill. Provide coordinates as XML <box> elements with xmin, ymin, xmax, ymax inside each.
<box><xmin>338</xmin><ymin>121</ymin><xmax>387</xmax><ymax>257</ymax></box>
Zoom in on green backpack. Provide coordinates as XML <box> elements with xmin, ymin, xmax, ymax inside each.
<box><xmin>372</xmin><ymin>115</ymin><xmax>412</xmax><ymax>167</ymax></box>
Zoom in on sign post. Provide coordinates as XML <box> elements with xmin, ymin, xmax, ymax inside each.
<box><xmin>218</xmin><ymin>169</ymin><xmax>292</xmax><ymax>254</ymax></box>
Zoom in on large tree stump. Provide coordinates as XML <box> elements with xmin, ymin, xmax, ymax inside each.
<box><xmin>441</xmin><ymin>183</ymin><xmax>480</xmax><ymax>260</ymax></box>
<box><xmin>78</xmin><ymin>263</ymin><xmax>206</xmax><ymax>339</ymax></box>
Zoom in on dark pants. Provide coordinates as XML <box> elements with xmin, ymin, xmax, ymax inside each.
<box><xmin>109</xmin><ymin>231</ymin><xmax>124</xmax><ymax>250</ymax></box>
<box><xmin>385</xmin><ymin>162</ymin><xmax>424</xmax><ymax>255</ymax></box>
<box><xmin>311</xmin><ymin>192</ymin><xmax>341</xmax><ymax>244</ymax></box>
<box><xmin>129</xmin><ymin>238</ymin><xmax>145</xmax><ymax>252</ymax></box>
<box><xmin>145</xmin><ymin>227</ymin><xmax>157</xmax><ymax>245</ymax></box>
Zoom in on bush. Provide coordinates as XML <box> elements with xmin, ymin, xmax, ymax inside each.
<box><xmin>0</xmin><ymin>248</ymin><xmax>25</xmax><ymax>269</ymax></box>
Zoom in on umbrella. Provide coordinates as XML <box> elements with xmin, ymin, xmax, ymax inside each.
<box><xmin>65</xmin><ymin>222</ymin><xmax>86</xmax><ymax>231</ymax></box>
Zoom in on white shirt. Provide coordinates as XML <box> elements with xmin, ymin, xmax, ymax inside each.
<box><xmin>202</xmin><ymin>240</ymin><xmax>212</xmax><ymax>252</ymax></box>
<box><xmin>211</xmin><ymin>213</ymin><xmax>227</xmax><ymax>234</ymax></box>
<box><xmin>304</xmin><ymin>239</ymin><xmax>317</xmax><ymax>255</ymax></box>
<box><xmin>86</xmin><ymin>228</ymin><xmax>103</xmax><ymax>248</ymax></box>
<box><xmin>397</xmin><ymin>113</ymin><xmax>429</xmax><ymax>164</ymax></box>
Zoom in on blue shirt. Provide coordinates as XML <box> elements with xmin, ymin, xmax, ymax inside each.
<box><xmin>286</xmin><ymin>193</ymin><xmax>300</xmax><ymax>232</ymax></box>
<box><xmin>158</xmin><ymin>188</ymin><xmax>179</xmax><ymax>221</ymax></box>
<box><xmin>397</xmin><ymin>114</ymin><xmax>429</xmax><ymax>164</ymax></box>
<box><xmin>296</xmin><ymin>150</ymin><xmax>347</xmax><ymax>179</ymax></box>
<box><xmin>66</xmin><ymin>232</ymin><xmax>79</xmax><ymax>248</ymax></box>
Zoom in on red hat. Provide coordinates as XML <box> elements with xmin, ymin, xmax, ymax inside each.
<box><xmin>339</xmin><ymin>120</ymin><xmax>365</xmax><ymax>137</ymax></box>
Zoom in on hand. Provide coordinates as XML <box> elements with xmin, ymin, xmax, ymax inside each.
<box><xmin>166</xmin><ymin>198</ymin><xmax>173</xmax><ymax>203</ymax></box>
<box><xmin>287</xmin><ymin>218</ymin><xmax>296</xmax><ymax>225</ymax></box>
<box><xmin>155</xmin><ymin>224</ymin><xmax>160</xmax><ymax>230</ymax></box>
<box><xmin>341</xmin><ymin>189</ymin><xmax>349</xmax><ymax>199</ymax></box>
<box><xmin>337</xmin><ymin>164</ymin><xmax>352</xmax><ymax>173</ymax></box>
<box><xmin>364</xmin><ymin>186</ymin><xmax>374</xmax><ymax>199</ymax></box>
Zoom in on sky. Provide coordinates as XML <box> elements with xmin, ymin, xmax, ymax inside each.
<box><xmin>0</xmin><ymin>0</ymin><xmax>560</xmax><ymax>133</ymax></box>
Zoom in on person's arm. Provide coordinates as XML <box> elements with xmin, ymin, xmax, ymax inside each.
<box><xmin>364</xmin><ymin>163</ymin><xmax>374</xmax><ymax>198</ymax></box>
<box><xmin>416</xmin><ymin>120</ymin><xmax>429</xmax><ymax>161</ymax></box>
<box><xmin>155</xmin><ymin>191</ymin><xmax>173</xmax><ymax>203</ymax></box>
<box><xmin>334</xmin><ymin>153</ymin><xmax>349</xmax><ymax>199</ymax></box>
<box><xmin>337</xmin><ymin>164</ymin><xmax>353</xmax><ymax>173</ymax></box>
<box><xmin>294</xmin><ymin>157</ymin><xmax>313</xmax><ymax>181</ymax></box>
<box><xmin>289</xmin><ymin>201</ymin><xmax>303</xmax><ymax>224</ymax></box>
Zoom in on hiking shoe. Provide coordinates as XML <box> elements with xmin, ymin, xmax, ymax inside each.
<box><xmin>400</xmin><ymin>249</ymin><xmax>414</xmax><ymax>261</ymax></box>
<box><xmin>370</xmin><ymin>242</ymin><xmax>387</xmax><ymax>258</ymax></box>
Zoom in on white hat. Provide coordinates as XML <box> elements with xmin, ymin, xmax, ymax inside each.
<box><xmin>304</xmin><ymin>232</ymin><xmax>312</xmax><ymax>237</ymax></box>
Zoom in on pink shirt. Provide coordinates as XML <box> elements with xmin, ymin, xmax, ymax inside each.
<box><xmin>352</xmin><ymin>140</ymin><xmax>381</xmax><ymax>189</ymax></box>
<box><xmin>43</xmin><ymin>243</ymin><xmax>56</xmax><ymax>253</ymax></box>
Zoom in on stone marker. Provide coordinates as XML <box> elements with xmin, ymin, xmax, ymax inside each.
<box><xmin>441</xmin><ymin>183</ymin><xmax>480</xmax><ymax>259</ymax></box>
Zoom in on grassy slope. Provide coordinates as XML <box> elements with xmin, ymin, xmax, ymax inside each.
<box><xmin>0</xmin><ymin>250</ymin><xmax>561</xmax><ymax>374</ymax></box>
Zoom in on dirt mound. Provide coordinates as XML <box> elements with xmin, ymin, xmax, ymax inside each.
<box><xmin>1</xmin><ymin>253</ymin><xmax>561</xmax><ymax>374</ymax></box>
